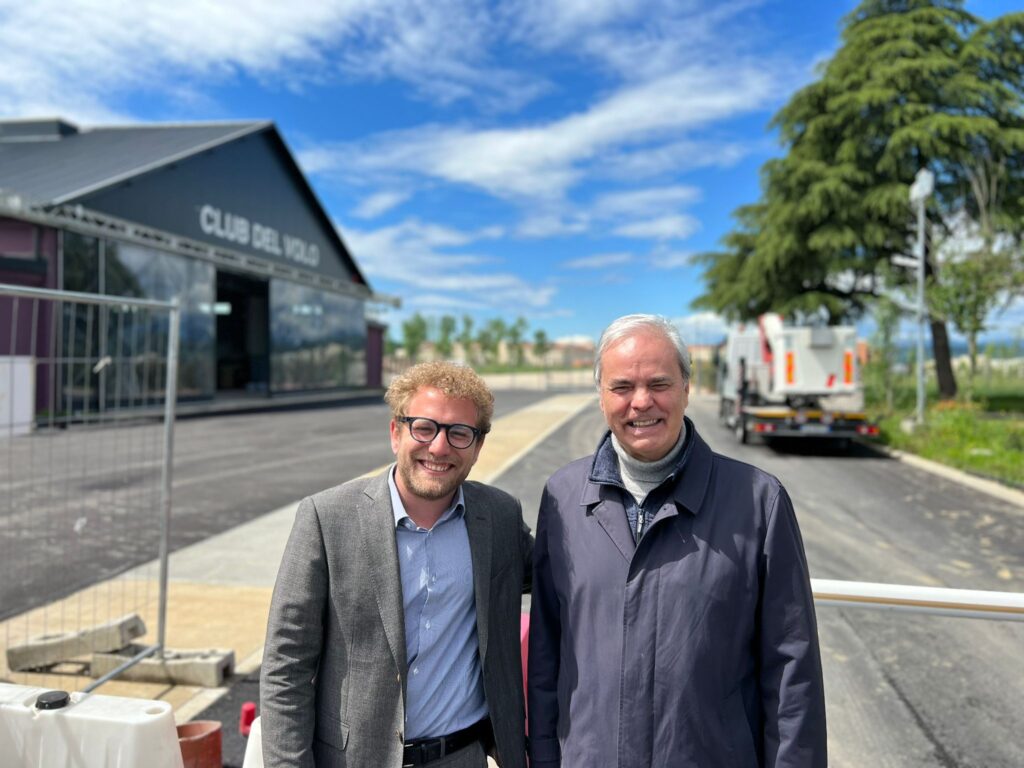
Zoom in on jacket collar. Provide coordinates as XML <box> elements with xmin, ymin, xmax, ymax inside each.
<box><xmin>580</xmin><ymin>416</ymin><xmax>713</xmax><ymax>516</ymax></box>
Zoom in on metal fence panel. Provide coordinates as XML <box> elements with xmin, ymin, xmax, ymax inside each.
<box><xmin>0</xmin><ymin>283</ymin><xmax>178</xmax><ymax>692</ymax></box>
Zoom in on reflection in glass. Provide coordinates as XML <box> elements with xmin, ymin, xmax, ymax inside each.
<box><xmin>104</xmin><ymin>242</ymin><xmax>215</xmax><ymax>400</ymax></box>
<box><xmin>57</xmin><ymin>229</ymin><xmax>366</xmax><ymax>407</ymax></box>
<box><xmin>270</xmin><ymin>280</ymin><xmax>366</xmax><ymax>392</ymax></box>
<box><xmin>60</xmin><ymin>233</ymin><xmax>100</xmax><ymax>413</ymax></box>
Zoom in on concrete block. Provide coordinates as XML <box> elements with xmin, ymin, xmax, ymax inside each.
<box><xmin>91</xmin><ymin>644</ymin><xmax>235</xmax><ymax>687</ymax></box>
<box><xmin>6</xmin><ymin>613</ymin><xmax>146</xmax><ymax>671</ymax></box>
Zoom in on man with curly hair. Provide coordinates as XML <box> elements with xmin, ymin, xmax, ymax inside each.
<box><xmin>262</xmin><ymin>361</ymin><xmax>532</xmax><ymax>768</ymax></box>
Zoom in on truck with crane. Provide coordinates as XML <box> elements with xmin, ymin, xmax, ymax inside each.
<box><xmin>717</xmin><ymin>313</ymin><xmax>879</xmax><ymax>448</ymax></box>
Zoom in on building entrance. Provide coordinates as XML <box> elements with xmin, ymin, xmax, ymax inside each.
<box><xmin>215</xmin><ymin>271</ymin><xmax>269</xmax><ymax>393</ymax></box>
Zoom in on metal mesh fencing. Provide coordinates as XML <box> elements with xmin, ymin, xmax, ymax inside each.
<box><xmin>0</xmin><ymin>283</ymin><xmax>179</xmax><ymax>692</ymax></box>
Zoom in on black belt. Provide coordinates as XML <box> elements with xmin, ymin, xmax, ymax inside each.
<box><xmin>402</xmin><ymin>718</ymin><xmax>492</xmax><ymax>766</ymax></box>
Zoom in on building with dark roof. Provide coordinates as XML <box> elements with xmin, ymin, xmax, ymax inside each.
<box><xmin>0</xmin><ymin>117</ymin><xmax>391</xmax><ymax>408</ymax></box>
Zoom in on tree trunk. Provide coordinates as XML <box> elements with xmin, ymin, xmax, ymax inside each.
<box><xmin>930</xmin><ymin>320</ymin><xmax>958</xmax><ymax>399</ymax></box>
<box><xmin>924</xmin><ymin>241</ymin><xmax>957</xmax><ymax>400</ymax></box>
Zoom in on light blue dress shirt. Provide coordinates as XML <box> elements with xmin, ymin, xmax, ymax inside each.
<box><xmin>389</xmin><ymin>468</ymin><xmax>487</xmax><ymax>740</ymax></box>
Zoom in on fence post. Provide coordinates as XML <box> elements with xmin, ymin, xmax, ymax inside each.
<box><xmin>157</xmin><ymin>300</ymin><xmax>180</xmax><ymax>656</ymax></box>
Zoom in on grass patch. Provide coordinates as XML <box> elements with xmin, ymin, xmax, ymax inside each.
<box><xmin>874</xmin><ymin>402</ymin><xmax>1024</xmax><ymax>489</ymax></box>
<box><xmin>865</xmin><ymin>370</ymin><xmax>1024</xmax><ymax>488</ymax></box>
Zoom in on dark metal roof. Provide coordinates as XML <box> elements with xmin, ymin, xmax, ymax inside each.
<box><xmin>0</xmin><ymin>117</ymin><xmax>371</xmax><ymax>290</ymax></box>
<box><xmin>0</xmin><ymin>119</ymin><xmax>268</xmax><ymax>205</ymax></box>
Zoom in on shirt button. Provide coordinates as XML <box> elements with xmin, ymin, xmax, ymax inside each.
<box><xmin>425</xmin><ymin>620</ymin><xmax>431</xmax><ymax>629</ymax></box>
<box><xmin>413</xmin><ymin>667</ymin><xmax>419</xmax><ymax>675</ymax></box>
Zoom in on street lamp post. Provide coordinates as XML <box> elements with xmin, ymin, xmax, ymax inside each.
<box><xmin>908</xmin><ymin>168</ymin><xmax>934</xmax><ymax>426</ymax></box>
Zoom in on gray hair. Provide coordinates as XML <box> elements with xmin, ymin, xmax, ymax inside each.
<box><xmin>594</xmin><ymin>314</ymin><xmax>692</xmax><ymax>387</ymax></box>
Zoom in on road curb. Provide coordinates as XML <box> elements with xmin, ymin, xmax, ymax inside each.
<box><xmin>867</xmin><ymin>442</ymin><xmax>1024</xmax><ymax>509</ymax></box>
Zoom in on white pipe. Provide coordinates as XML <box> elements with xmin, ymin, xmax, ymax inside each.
<box><xmin>812</xmin><ymin>578</ymin><xmax>1024</xmax><ymax>622</ymax></box>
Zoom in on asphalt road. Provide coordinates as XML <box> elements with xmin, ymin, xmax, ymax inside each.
<box><xmin>492</xmin><ymin>395</ymin><xmax>1024</xmax><ymax>768</ymax></box>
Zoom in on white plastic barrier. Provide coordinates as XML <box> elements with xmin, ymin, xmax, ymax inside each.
<box><xmin>242</xmin><ymin>715</ymin><xmax>263</xmax><ymax>768</ymax></box>
<box><xmin>0</xmin><ymin>683</ymin><xmax>184</xmax><ymax>768</ymax></box>
<box><xmin>0</xmin><ymin>355</ymin><xmax>34</xmax><ymax>438</ymax></box>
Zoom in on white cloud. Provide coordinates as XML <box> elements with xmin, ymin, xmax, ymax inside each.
<box><xmin>672</xmin><ymin>311</ymin><xmax>729</xmax><ymax>345</ymax></box>
<box><xmin>351</xmin><ymin>191</ymin><xmax>410</xmax><ymax>219</ymax></box>
<box><xmin>516</xmin><ymin>213</ymin><xmax>591</xmax><ymax>238</ymax></box>
<box><xmin>405</xmin><ymin>294</ymin><xmax>490</xmax><ymax>311</ymax></box>
<box><xmin>0</xmin><ymin>0</ymin><xmax>373</xmax><ymax>121</ymax></box>
<box><xmin>0</xmin><ymin>0</ymin><xmax>550</xmax><ymax>122</ymax></box>
<box><xmin>593</xmin><ymin>186</ymin><xmax>701</xmax><ymax>218</ymax></box>
<box><xmin>341</xmin><ymin>217</ymin><xmax>555</xmax><ymax>310</ymax></box>
<box><xmin>563</xmin><ymin>252</ymin><xmax>634</xmax><ymax>270</ymax></box>
<box><xmin>614</xmin><ymin>214</ymin><xmax>701</xmax><ymax>241</ymax></box>
<box><xmin>334</xmin><ymin>0</ymin><xmax>550</xmax><ymax>111</ymax></box>
<box><xmin>508</xmin><ymin>0</ymin><xmax>770</xmax><ymax>82</ymax></box>
<box><xmin>600</xmin><ymin>139</ymin><xmax>753</xmax><ymax>180</ymax></box>
<box><xmin>650</xmin><ymin>248</ymin><xmax>697</xmax><ymax>269</ymax></box>
<box><xmin>304</xmin><ymin>60</ymin><xmax>788</xmax><ymax>201</ymax></box>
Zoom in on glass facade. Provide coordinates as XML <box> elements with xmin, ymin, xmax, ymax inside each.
<box><xmin>270</xmin><ymin>279</ymin><xmax>367</xmax><ymax>392</ymax></box>
<box><xmin>63</xmin><ymin>234</ymin><xmax>215</xmax><ymax>405</ymax></box>
<box><xmin>105</xmin><ymin>241</ymin><xmax>216</xmax><ymax>399</ymax></box>
<box><xmin>60</xmin><ymin>231</ymin><xmax>366</xmax><ymax>406</ymax></box>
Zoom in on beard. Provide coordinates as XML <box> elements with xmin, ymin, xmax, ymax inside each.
<box><xmin>396</xmin><ymin>453</ymin><xmax>467</xmax><ymax>502</ymax></box>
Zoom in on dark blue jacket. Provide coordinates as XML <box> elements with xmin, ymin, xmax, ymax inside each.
<box><xmin>527</xmin><ymin>418</ymin><xmax>827</xmax><ymax>767</ymax></box>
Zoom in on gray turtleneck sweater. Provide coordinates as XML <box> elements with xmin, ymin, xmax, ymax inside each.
<box><xmin>611</xmin><ymin>422</ymin><xmax>687</xmax><ymax>506</ymax></box>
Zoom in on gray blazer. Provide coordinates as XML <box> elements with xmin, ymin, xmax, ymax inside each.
<box><xmin>261</xmin><ymin>469</ymin><xmax>532</xmax><ymax>768</ymax></box>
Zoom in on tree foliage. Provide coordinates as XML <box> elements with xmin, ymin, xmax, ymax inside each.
<box><xmin>436</xmin><ymin>314</ymin><xmax>457</xmax><ymax>359</ymax></box>
<box><xmin>477</xmin><ymin>318</ymin><xmax>507</xmax><ymax>365</ymax></box>
<box><xmin>928</xmin><ymin>244</ymin><xmax>1016</xmax><ymax>380</ymax></box>
<box><xmin>506</xmin><ymin>316</ymin><xmax>529</xmax><ymax>367</ymax></box>
<box><xmin>533</xmin><ymin>329</ymin><xmax>552</xmax><ymax>362</ymax></box>
<box><xmin>695</xmin><ymin>0</ymin><xmax>1024</xmax><ymax>399</ymax></box>
<box><xmin>458</xmin><ymin>314</ymin><xmax>475</xmax><ymax>363</ymax></box>
<box><xmin>401</xmin><ymin>313</ymin><xmax>428</xmax><ymax>362</ymax></box>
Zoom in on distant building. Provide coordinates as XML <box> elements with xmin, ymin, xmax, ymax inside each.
<box><xmin>0</xmin><ymin>117</ymin><xmax>392</xmax><ymax>409</ymax></box>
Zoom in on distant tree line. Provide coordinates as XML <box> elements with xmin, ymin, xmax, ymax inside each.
<box><xmin>390</xmin><ymin>313</ymin><xmax>553</xmax><ymax>368</ymax></box>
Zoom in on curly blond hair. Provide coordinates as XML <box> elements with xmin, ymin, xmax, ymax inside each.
<box><xmin>384</xmin><ymin>361</ymin><xmax>494</xmax><ymax>433</ymax></box>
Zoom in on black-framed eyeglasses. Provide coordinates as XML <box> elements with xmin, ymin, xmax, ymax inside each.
<box><xmin>397</xmin><ymin>416</ymin><xmax>487</xmax><ymax>449</ymax></box>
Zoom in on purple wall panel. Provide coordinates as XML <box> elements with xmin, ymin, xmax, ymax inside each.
<box><xmin>0</xmin><ymin>218</ymin><xmax>60</xmax><ymax>414</ymax></box>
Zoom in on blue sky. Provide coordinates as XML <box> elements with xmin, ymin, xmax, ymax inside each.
<box><xmin>1</xmin><ymin>0</ymin><xmax>1020</xmax><ymax>347</ymax></box>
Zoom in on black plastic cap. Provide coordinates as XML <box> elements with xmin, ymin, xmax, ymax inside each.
<box><xmin>35</xmin><ymin>690</ymin><xmax>71</xmax><ymax>710</ymax></box>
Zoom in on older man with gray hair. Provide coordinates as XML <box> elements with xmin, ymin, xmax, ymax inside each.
<box><xmin>527</xmin><ymin>313</ymin><xmax>826</xmax><ymax>768</ymax></box>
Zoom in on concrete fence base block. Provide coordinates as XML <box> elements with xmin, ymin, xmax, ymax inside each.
<box><xmin>6</xmin><ymin>613</ymin><xmax>146</xmax><ymax>671</ymax></box>
<box><xmin>91</xmin><ymin>644</ymin><xmax>236</xmax><ymax>687</ymax></box>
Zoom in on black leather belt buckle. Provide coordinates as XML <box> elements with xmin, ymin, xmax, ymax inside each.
<box><xmin>403</xmin><ymin>718</ymin><xmax>489</xmax><ymax>766</ymax></box>
<box><xmin>403</xmin><ymin>736</ymin><xmax>445</xmax><ymax>766</ymax></box>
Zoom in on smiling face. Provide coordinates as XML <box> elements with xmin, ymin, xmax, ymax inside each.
<box><xmin>389</xmin><ymin>386</ymin><xmax>484</xmax><ymax>508</ymax></box>
<box><xmin>598</xmin><ymin>329</ymin><xmax>689</xmax><ymax>462</ymax></box>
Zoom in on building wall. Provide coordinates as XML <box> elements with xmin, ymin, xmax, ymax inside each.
<box><xmin>74</xmin><ymin>131</ymin><xmax>359</xmax><ymax>284</ymax></box>
<box><xmin>0</xmin><ymin>218</ymin><xmax>59</xmax><ymax>412</ymax></box>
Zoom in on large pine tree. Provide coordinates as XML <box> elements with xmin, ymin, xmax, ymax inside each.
<box><xmin>696</xmin><ymin>0</ymin><xmax>1024</xmax><ymax>399</ymax></box>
